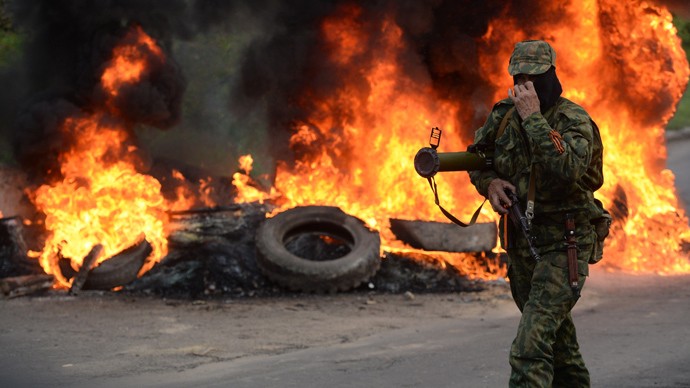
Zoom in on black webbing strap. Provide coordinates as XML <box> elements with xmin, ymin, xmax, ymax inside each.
<box><xmin>427</xmin><ymin>176</ymin><xmax>486</xmax><ymax>227</ymax></box>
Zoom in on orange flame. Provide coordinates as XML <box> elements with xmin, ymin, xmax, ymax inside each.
<box><xmin>235</xmin><ymin>1</ymin><xmax>690</xmax><ymax>278</ymax></box>
<box><xmin>166</xmin><ymin>169</ymin><xmax>198</xmax><ymax>212</ymax></box>
<box><xmin>32</xmin><ymin>114</ymin><xmax>168</xmax><ymax>286</ymax></box>
<box><xmin>31</xmin><ymin>26</ymin><xmax>170</xmax><ymax>287</ymax></box>
<box><xmin>232</xmin><ymin>155</ymin><xmax>279</xmax><ymax>204</ymax></box>
<box><xmin>101</xmin><ymin>25</ymin><xmax>163</xmax><ymax>97</ymax></box>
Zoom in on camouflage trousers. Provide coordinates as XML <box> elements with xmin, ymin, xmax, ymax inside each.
<box><xmin>507</xmin><ymin>245</ymin><xmax>592</xmax><ymax>388</ymax></box>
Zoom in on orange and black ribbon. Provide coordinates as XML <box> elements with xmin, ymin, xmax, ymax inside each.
<box><xmin>549</xmin><ymin>129</ymin><xmax>565</xmax><ymax>154</ymax></box>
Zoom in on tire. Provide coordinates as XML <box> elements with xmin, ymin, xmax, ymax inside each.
<box><xmin>255</xmin><ymin>206</ymin><xmax>381</xmax><ymax>293</ymax></box>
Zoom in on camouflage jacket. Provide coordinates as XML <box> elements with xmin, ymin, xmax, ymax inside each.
<box><xmin>468</xmin><ymin>97</ymin><xmax>602</xmax><ymax>252</ymax></box>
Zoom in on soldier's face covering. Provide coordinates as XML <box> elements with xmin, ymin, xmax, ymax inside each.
<box><xmin>513</xmin><ymin>66</ymin><xmax>563</xmax><ymax>113</ymax></box>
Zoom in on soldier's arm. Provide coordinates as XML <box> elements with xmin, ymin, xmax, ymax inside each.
<box><xmin>468</xmin><ymin>105</ymin><xmax>504</xmax><ymax>197</ymax></box>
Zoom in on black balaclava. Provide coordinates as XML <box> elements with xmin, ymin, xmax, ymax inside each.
<box><xmin>514</xmin><ymin>66</ymin><xmax>563</xmax><ymax>113</ymax></box>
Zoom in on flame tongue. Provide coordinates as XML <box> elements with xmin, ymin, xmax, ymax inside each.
<box><xmin>32</xmin><ymin>26</ymin><xmax>170</xmax><ymax>287</ymax></box>
<box><xmin>101</xmin><ymin>25</ymin><xmax>164</xmax><ymax>98</ymax></box>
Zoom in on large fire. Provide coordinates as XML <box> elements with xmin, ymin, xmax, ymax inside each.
<box><xmin>234</xmin><ymin>1</ymin><xmax>690</xmax><ymax>276</ymax></box>
<box><xmin>28</xmin><ymin>0</ymin><xmax>690</xmax><ymax>289</ymax></box>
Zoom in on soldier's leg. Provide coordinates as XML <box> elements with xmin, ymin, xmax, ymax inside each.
<box><xmin>552</xmin><ymin>313</ymin><xmax>590</xmax><ymax>387</ymax></box>
<box><xmin>552</xmin><ymin>243</ymin><xmax>593</xmax><ymax>387</ymax></box>
<box><xmin>508</xmin><ymin>250</ymin><xmax>579</xmax><ymax>388</ymax></box>
<box><xmin>507</xmin><ymin>250</ymin><xmax>534</xmax><ymax>311</ymax></box>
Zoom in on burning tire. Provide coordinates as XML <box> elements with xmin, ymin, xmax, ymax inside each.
<box><xmin>255</xmin><ymin>206</ymin><xmax>381</xmax><ymax>293</ymax></box>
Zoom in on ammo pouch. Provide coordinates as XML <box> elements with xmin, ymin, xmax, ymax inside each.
<box><xmin>589</xmin><ymin>198</ymin><xmax>612</xmax><ymax>264</ymax></box>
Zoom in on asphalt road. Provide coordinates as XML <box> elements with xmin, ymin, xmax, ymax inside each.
<box><xmin>101</xmin><ymin>272</ymin><xmax>690</xmax><ymax>388</ymax></box>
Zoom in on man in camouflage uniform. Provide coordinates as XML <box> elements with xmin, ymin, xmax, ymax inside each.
<box><xmin>469</xmin><ymin>40</ymin><xmax>603</xmax><ymax>387</ymax></box>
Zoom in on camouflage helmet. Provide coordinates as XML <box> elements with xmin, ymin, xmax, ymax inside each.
<box><xmin>507</xmin><ymin>40</ymin><xmax>556</xmax><ymax>76</ymax></box>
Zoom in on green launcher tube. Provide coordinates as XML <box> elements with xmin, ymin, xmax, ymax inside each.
<box><xmin>414</xmin><ymin>147</ymin><xmax>491</xmax><ymax>178</ymax></box>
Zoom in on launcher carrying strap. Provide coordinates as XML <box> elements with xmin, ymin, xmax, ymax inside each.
<box><xmin>427</xmin><ymin>176</ymin><xmax>486</xmax><ymax>227</ymax></box>
<box><xmin>424</xmin><ymin>106</ymin><xmax>514</xmax><ymax>227</ymax></box>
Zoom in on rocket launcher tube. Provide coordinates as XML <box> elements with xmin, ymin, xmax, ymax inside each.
<box><xmin>414</xmin><ymin>147</ymin><xmax>493</xmax><ymax>178</ymax></box>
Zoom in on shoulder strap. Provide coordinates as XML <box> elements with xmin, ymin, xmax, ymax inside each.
<box><xmin>427</xmin><ymin>177</ymin><xmax>486</xmax><ymax>227</ymax></box>
<box><xmin>497</xmin><ymin>107</ymin><xmax>515</xmax><ymax>140</ymax></box>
